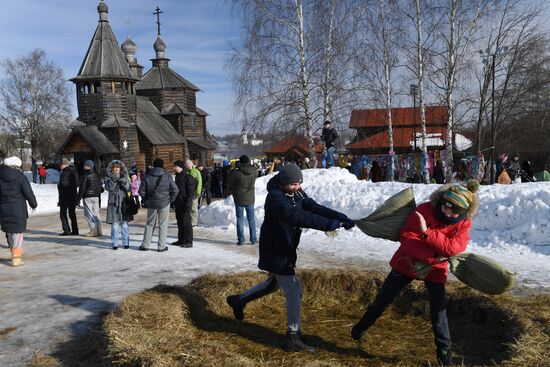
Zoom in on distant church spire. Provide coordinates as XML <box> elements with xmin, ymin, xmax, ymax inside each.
<box><xmin>152</xmin><ymin>6</ymin><xmax>167</xmax><ymax>61</ymax></box>
<box><xmin>98</xmin><ymin>0</ymin><xmax>109</xmax><ymax>22</ymax></box>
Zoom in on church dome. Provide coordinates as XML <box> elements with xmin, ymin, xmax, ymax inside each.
<box><xmin>97</xmin><ymin>1</ymin><xmax>109</xmax><ymax>13</ymax></box>
<box><xmin>122</xmin><ymin>37</ymin><xmax>137</xmax><ymax>55</ymax></box>
<box><xmin>153</xmin><ymin>36</ymin><xmax>166</xmax><ymax>52</ymax></box>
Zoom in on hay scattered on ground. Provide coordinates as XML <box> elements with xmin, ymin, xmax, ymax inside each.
<box><xmin>98</xmin><ymin>270</ymin><xmax>549</xmax><ymax>367</ymax></box>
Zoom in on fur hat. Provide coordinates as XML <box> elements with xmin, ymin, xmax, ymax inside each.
<box><xmin>3</xmin><ymin>156</ymin><xmax>22</xmax><ymax>168</ymax></box>
<box><xmin>62</xmin><ymin>158</ymin><xmax>71</xmax><ymax>166</ymax></box>
<box><xmin>279</xmin><ymin>163</ymin><xmax>303</xmax><ymax>185</ymax></box>
<box><xmin>441</xmin><ymin>179</ymin><xmax>480</xmax><ymax>214</ymax></box>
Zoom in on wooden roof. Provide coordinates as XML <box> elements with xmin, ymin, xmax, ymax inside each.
<box><xmin>187</xmin><ymin>137</ymin><xmax>217</xmax><ymax>150</ymax></box>
<box><xmin>347</xmin><ymin>126</ymin><xmax>446</xmax><ymax>151</ymax></box>
<box><xmin>101</xmin><ymin>114</ymin><xmax>131</xmax><ymax>128</ymax></box>
<box><xmin>71</xmin><ymin>7</ymin><xmax>136</xmax><ymax>82</ymax></box>
<box><xmin>349</xmin><ymin>106</ymin><xmax>448</xmax><ymax>128</ymax></box>
<box><xmin>264</xmin><ymin>136</ymin><xmax>323</xmax><ymax>155</ymax></box>
<box><xmin>58</xmin><ymin>125</ymin><xmax>119</xmax><ymax>156</ymax></box>
<box><xmin>136</xmin><ymin>65</ymin><xmax>200</xmax><ymax>91</ymax></box>
<box><xmin>136</xmin><ymin>97</ymin><xmax>186</xmax><ymax>145</ymax></box>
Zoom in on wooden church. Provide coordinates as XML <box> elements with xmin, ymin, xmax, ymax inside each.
<box><xmin>58</xmin><ymin>0</ymin><xmax>216</xmax><ymax>172</ymax></box>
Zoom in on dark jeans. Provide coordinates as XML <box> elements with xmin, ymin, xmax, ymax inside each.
<box><xmin>60</xmin><ymin>205</ymin><xmax>78</xmax><ymax>234</ymax></box>
<box><xmin>175</xmin><ymin>205</ymin><xmax>193</xmax><ymax>244</ymax></box>
<box><xmin>360</xmin><ymin>270</ymin><xmax>452</xmax><ymax>350</ymax></box>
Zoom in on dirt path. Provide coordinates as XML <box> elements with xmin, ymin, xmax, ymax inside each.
<box><xmin>0</xmin><ymin>210</ymin><xmax>388</xmax><ymax>366</ymax></box>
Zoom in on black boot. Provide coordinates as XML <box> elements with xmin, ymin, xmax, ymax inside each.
<box><xmin>436</xmin><ymin>347</ymin><xmax>452</xmax><ymax>366</ymax></box>
<box><xmin>226</xmin><ymin>295</ymin><xmax>245</xmax><ymax>321</ymax></box>
<box><xmin>285</xmin><ymin>331</ymin><xmax>315</xmax><ymax>353</ymax></box>
<box><xmin>351</xmin><ymin>317</ymin><xmax>369</xmax><ymax>340</ymax></box>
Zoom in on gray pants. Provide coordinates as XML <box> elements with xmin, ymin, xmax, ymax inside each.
<box><xmin>83</xmin><ymin>197</ymin><xmax>101</xmax><ymax>229</ymax></box>
<box><xmin>141</xmin><ymin>205</ymin><xmax>170</xmax><ymax>250</ymax></box>
<box><xmin>191</xmin><ymin>196</ymin><xmax>199</xmax><ymax>226</ymax></box>
<box><xmin>240</xmin><ymin>273</ymin><xmax>302</xmax><ymax>332</ymax></box>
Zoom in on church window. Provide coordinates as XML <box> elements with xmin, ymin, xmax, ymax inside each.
<box><xmin>94</xmin><ymin>82</ymin><xmax>101</xmax><ymax>93</ymax></box>
<box><xmin>84</xmin><ymin>83</ymin><xmax>91</xmax><ymax>94</ymax></box>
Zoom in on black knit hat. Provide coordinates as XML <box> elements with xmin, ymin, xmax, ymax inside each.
<box><xmin>173</xmin><ymin>160</ymin><xmax>185</xmax><ymax>169</ymax></box>
<box><xmin>279</xmin><ymin>163</ymin><xmax>303</xmax><ymax>185</ymax></box>
<box><xmin>153</xmin><ymin>158</ymin><xmax>164</xmax><ymax>168</ymax></box>
<box><xmin>240</xmin><ymin>155</ymin><xmax>250</xmax><ymax>164</ymax></box>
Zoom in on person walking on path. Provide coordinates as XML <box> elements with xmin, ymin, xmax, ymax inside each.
<box><xmin>226</xmin><ymin>155</ymin><xmax>258</xmax><ymax>245</ymax></box>
<box><xmin>226</xmin><ymin>163</ymin><xmax>355</xmax><ymax>352</ymax></box>
<box><xmin>139</xmin><ymin>159</ymin><xmax>178</xmax><ymax>252</ymax></box>
<box><xmin>172</xmin><ymin>160</ymin><xmax>197</xmax><ymax>248</ymax></box>
<box><xmin>185</xmin><ymin>160</ymin><xmax>202</xmax><ymax>226</ymax></box>
<box><xmin>350</xmin><ymin>180</ymin><xmax>480</xmax><ymax>366</ymax></box>
<box><xmin>321</xmin><ymin>120</ymin><xmax>338</xmax><ymax>168</ymax></box>
<box><xmin>38</xmin><ymin>164</ymin><xmax>47</xmax><ymax>184</ymax></box>
<box><xmin>58</xmin><ymin>159</ymin><xmax>79</xmax><ymax>236</ymax></box>
<box><xmin>78</xmin><ymin>160</ymin><xmax>103</xmax><ymax>237</ymax></box>
<box><xmin>0</xmin><ymin>157</ymin><xmax>38</xmax><ymax>267</ymax></box>
<box><xmin>104</xmin><ymin>160</ymin><xmax>134</xmax><ymax>250</ymax></box>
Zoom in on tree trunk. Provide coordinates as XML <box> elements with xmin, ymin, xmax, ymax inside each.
<box><xmin>381</xmin><ymin>0</ymin><xmax>395</xmax><ymax>181</ymax></box>
<box><xmin>323</xmin><ymin>0</ymin><xmax>336</xmax><ymax>123</ymax></box>
<box><xmin>414</xmin><ymin>0</ymin><xmax>429</xmax><ymax>184</ymax></box>
<box><xmin>444</xmin><ymin>0</ymin><xmax>458</xmax><ymax>181</ymax></box>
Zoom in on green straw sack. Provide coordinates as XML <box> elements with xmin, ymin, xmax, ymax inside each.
<box><xmin>449</xmin><ymin>253</ymin><xmax>515</xmax><ymax>295</ymax></box>
<box><xmin>355</xmin><ymin>187</ymin><xmax>416</xmax><ymax>241</ymax></box>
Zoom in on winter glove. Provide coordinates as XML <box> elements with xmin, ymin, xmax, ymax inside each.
<box><xmin>326</xmin><ymin>219</ymin><xmax>341</xmax><ymax>232</ymax></box>
<box><xmin>342</xmin><ymin>219</ymin><xmax>355</xmax><ymax>230</ymax></box>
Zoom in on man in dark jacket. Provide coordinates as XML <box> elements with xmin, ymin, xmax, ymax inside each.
<box><xmin>198</xmin><ymin>164</ymin><xmax>212</xmax><ymax>206</ymax></box>
<box><xmin>138</xmin><ymin>158</ymin><xmax>179</xmax><ymax>252</ymax></box>
<box><xmin>58</xmin><ymin>158</ymin><xmax>80</xmax><ymax>236</ymax></box>
<box><xmin>172</xmin><ymin>160</ymin><xmax>197</xmax><ymax>248</ymax></box>
<box><xmin>226</xmin><ymin>155</ymin><xmax>258</xmax><ymax>245</ymax></box>
<box><xmin>78</xmin><ymin>160</ymin><xmax>103</xmax><ymax>237</ymax></box>
<box><xmin>226</xmin><ymin>163</ymin><xmax>355</xmax><ymax>352</ymax></box>
<box><xmin>0</xmin><ymin>157</ymin><xmax>38</xmax><ymax>267</ymax></box>
<box><xmin>321</xmin><ymin>120</ymin><xmax>338</xmax><ymax>168</ymax></box>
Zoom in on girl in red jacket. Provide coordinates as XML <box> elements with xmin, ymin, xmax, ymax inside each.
<box><xmin>351</xmin><ymin>180</ymin><xmax>479</xmax><ymax>366</ymax></box>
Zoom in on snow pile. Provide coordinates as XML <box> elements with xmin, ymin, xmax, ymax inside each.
<box><xmin>201</xmin><ymin>168</ymin><xmax>550</xmax><ymax>251</ymax></box>
<box><xmin>24</xmin><ymin>169</ymin><xmax>61</xmax><ymax>184</ymax></box>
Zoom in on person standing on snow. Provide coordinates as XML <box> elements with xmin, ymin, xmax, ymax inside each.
<box><xmin>78</xmin><ymin>160</ymin><xmax>103</xmax><ymax>237</ymax></box>
<box><xmin>57</xmin><ymin>158</ymin><xmax>80</xmax><ymax>236</ymax></box>
<box><xmin>321</xmin><ymin>120</ymin><xmax>339</xmax><ymax>168</ymax></box>
<box><xmin>104</xmin><ymin>160</ymin><xmax>133</xmax><ymax>250</ymax></box>
<box><xmin>0</xmin><ymin>157</ymin><xmax>37</xmax><ymax>267</ymax></box>
<box><xmin>172</xmin><ymin>160</ymin><xmax>197</xmax><ymax>247</ymax></box>
<box><xmin>226</xmin><ymin>163</ymin><xmax>355</xmax><ymax>352</ymax></box>
<box><xmin>139</xmin><ymin>159</ymin><xmax>179</xmax><ymax>252</ymax></box>
<box><xmin>226</xmin><ymin>155</ymin><xmax>258</xmax><ymax>246</ymax></box>
<box><xmin>351</xmin><ymin>180</ymin><xmax>480</xmax><ymax>366</ymax></box>
<box><xmin>185</xmin><ymin>160</ymin><xmax>202</xmax><ymax>226</ymax></box>
<box><xmin>38</xmin><ymin>164</ymin><xmax>47</xmax><ymax>184</ymax></box>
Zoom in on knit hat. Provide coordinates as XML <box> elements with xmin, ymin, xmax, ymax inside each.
<box><xmin>153</xmin><ymin>158</ymin><xmax>164</xmax><ymax>168</ymax></box>
<box><xmin>3</xmin><ymin>156</ymin><xmax>22</xmax><ymax>168</ymax></box>
<box><xmin>185</xmin><ymin>159</ymin><xmax>194</xmax><ymax>169</ymax></box>
<box><xmin>442</xmin><ymin>179</ymin><xmax>480</xmax><ymax>214</ymax></box>
<box><xmin>240</xmin><ymin>155</ymin><xmax>250</xmax><ymax>164</ymax></box>
<box><xmin>279</xmin><ymin>163</ymin><xmax>303</xmax><ymax>185</ymax></box>
<box><xmin>173</xmin><ymin>160</ymin><xmax>185</xmax><ymax>169</ymax></box>
<box><xmin>84</xmin><ymin>160</ymin><xmax>94</xmax><ymax>169</ymax></box>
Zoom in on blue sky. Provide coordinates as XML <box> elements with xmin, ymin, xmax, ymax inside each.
<box><xmin>0</xmin><ymin>0</ymin><xmax>241</xmax><ymax>135</ymax></box>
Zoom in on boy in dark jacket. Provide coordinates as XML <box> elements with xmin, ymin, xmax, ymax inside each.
<box><xmin>351</xmin><ymin>180</ymin><xmax>480</xmax><ymax>366</ymax></box>
<box><xmin>172</xmin><ymin>160</ymin><xmax>197</xmax><ymax>247</ymax></box>
<box><xmin>0</xmin><ymin>157</ymin><xmax>38</xmax><ymax>267</ymax></box>
<box><xmin>226</xmin><ymin>163</ymin><xmax>354</xmax><ymax>352</ymax></box>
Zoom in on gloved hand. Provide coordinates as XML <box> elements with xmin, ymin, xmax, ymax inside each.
<box><xmin>342</xmin><ymin>219</ymin><xmax>355</xmax><ymax>230</ymax></box>
<box><xmin>326</xmin><ymin>219</ymin><xmax>341</xmax><ymax>232</ymax></box>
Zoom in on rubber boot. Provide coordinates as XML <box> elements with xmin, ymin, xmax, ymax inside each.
<box><xmin>285</xmin><ymin>331</ymin><xmax>316</xmax><ymax>353</ymax></box>
<box><xmin>11</xmin><ymin>257</ymin><xmax>23</xmax><ymax>267</ymax></box>
<box><xmin>226</xmin><ymin>295</ymin><xmax>245</xmax><ymax>321</ymax></box>
<box><xmin>351</xmin><ymin>317</ymin><xmax>370</xmax><ymax>340</ymax></box>
<box><xmin>436</xmin><ymin>347</ymin><xmax>452</xmax><ymax>366</ymax></box>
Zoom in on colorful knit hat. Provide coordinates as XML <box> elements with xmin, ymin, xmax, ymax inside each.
<box><xmin>442</xmin><ymin>179</ymin><xmax>480</xmax><ymax>214</ymax></box>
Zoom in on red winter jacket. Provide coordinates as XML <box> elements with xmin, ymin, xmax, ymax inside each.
<box><xmin>39</xmin><ymin>167</ymin><xmax>47</xmax><ymax>177</ymax></box>
<box><xmin>389</xmin><ymin>202</ymin><xmax>472</xmax><ymax>284</ymax></box>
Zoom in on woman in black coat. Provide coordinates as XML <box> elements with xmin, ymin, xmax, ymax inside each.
<box><xmin>0</xmin><ymin>157</ymin><xmax>37</xmax><ymax>267</ymax></box>
<box><xmin>225</xmin><ymin>164</ymin><xmax>355</xmax><ymax>352</ymax></box>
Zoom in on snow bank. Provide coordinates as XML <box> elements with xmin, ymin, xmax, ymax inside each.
<box><xmin>199</xmin><ymin>167</ymin><xmax>550</xmax><ymax>288</ymax></box>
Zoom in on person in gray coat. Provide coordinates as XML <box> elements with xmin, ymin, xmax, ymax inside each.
<box><xmin>0</xmin><ymin>157</ymin><xmax>38</xmax><ymax>266</ymax></box>
<box><xmin>138</xmin><ymin>158</ymin><xmax>179</xmax><ymax>252</ymax></box>
<box><xmin>104</xmin><ymin>160</ymin><xmax>133</xmax><ymax>250</ymax></box>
